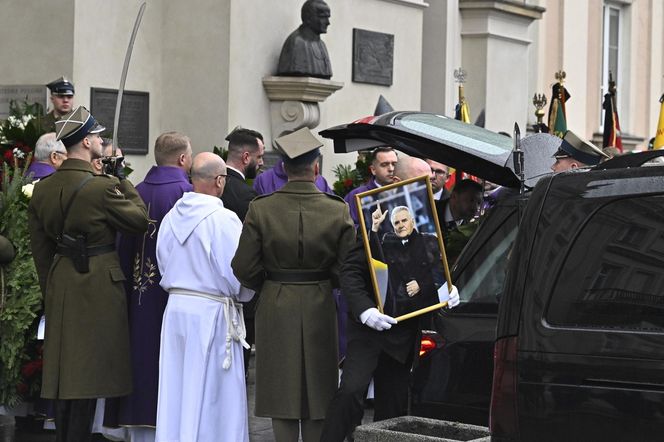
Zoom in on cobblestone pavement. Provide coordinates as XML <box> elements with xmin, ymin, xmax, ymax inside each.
<box><xmin>1</xmin><ymin>351</ymin><xmax>373</xmax><ymax>442</ymax></box>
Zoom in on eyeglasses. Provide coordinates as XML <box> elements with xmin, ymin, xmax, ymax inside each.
<box><xmin>431</xmin><ymin>168</ymin><xmax>448</xmax><ymax>177</ymax></box>
<box><xmin>215</xmin><ymin>174</ymin><xmax>227</xmax><ymax>180</ymax></box>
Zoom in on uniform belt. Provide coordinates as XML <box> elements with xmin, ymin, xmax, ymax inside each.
<box><xmin>56</xmin><ymin>243</ymin><xmax>115</xmax><ymax>257</ymax></box>
<box><xmin>266</xmin><ymin>270</ymin><xmax>330</xmax><ymax>283</ymax></box>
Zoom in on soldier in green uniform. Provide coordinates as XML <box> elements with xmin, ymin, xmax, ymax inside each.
<box><xmin>232</xmin><ymin>128</ymin><xmax>355</xmax><ymax>442</ymax></box>
<box><xmin>28</xmin><ymin>106</ymin><xmax>149</xmax><ymax>442</ymax></box>
<box><xmin>41</xmin><ymin>77</ymin><xmax>75</xmax><ymax>132</ymax></box>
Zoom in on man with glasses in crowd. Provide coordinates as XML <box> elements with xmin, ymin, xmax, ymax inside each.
<box><xmin>24</xmin><ymin>132</ymin><xmax>67</xmax><ymax>180</ymax></box>
<box><xmin>426</xmin><ymin>159</ymin><xmax>450</xmax><ymax>200</ymax></box>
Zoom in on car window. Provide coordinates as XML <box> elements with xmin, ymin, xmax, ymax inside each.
<box><xmin>397</xmin><ymin>113</ymin><xmax>513</xmax><ymax>159</ymax></box>
<box><xmin>453</xmin><ymin>212</ymin><xmax>518</xmax><ymax>313</ymax></box>
<box><xmin>546</xmin><ymin>195</ymin><xmax>664</xmax><ymax>332</ymax></box>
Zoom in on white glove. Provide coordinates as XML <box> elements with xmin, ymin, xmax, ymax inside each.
<box><xmin>360</xmin><ymin>307</ymin><xmax>397</xmax><ymax>331</ymax></box>
<box><xmin>437</xmin><ymin>284</ymin><xmax>461</xmax><ymax>308</ymax></box>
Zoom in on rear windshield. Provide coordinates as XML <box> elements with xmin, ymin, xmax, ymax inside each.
<box><xmin>397</xmin><ymin>113</ymin><xmax>513</xmax><ymax>159</ymax></box>
<box><xmin>546</xmin><ymin>195</ymin><xmax>664</xmax><ymax>332</ymax></box>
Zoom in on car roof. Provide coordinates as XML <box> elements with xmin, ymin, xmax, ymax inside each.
<box><xmin>320</xmin><ymin>111</ymin><xmax>561</xmax><ymax>189</ymax></box>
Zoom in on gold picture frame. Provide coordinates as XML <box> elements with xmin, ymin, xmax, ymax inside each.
<box><xmin>355</xmin><ymin>175</ymin><xmax>453</xmax><ymax>322</ymax></box>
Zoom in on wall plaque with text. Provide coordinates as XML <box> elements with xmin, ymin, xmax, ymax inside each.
<box><xmin>0</xmin><ymin>85</ymin><xmax>47</xmax><ymax>119</ymax></box>
<box><xmin>90</xmin><ymin>88</ymin><xmax>149</xmax><ymax>155</ymax></box>
<box><xmin>352</xmin><ymin>29</ymin><xmax>394</xmax><ymax>86</ymax></box>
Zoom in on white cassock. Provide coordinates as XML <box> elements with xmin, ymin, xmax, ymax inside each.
<box><xmin>155</xmin><ymin>192</ymin><xmax>254</xmax><ymax>442</ymax></box>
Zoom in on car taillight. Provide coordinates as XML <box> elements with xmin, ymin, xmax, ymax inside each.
<box><xmin>489</xmin><ymin>336</ymin><xmax>518</xmax><ymax>439</ymax></box>
<box><xmin>419</xmin><ymin>331</ymin><xmax>443</xmax><ymax>358</ymax></box>
<box><xmin>419</xmin><ymin>337</ymin><xmax>437</xmax><ymax>357</ymax></box>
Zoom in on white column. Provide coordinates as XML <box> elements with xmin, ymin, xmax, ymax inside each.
<box><xmin>459</xmin><ymin>0</ymin><xmax>544</xmax><ymax>132</ymax></box>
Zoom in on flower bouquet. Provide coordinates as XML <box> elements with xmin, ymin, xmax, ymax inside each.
<box><xmin>332</xmin><ymin>152</ymin><xmax>372</xmax><ymax>198</ymax></box>
<box><xmin>0</xmin><ymin>102</ymin><xmax>45</xmax><ymax>408</ymax></box>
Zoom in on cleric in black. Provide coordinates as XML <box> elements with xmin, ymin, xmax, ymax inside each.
<box><xmin>370</xmin><ymin>205</ymin><xmax>444</xmax><ymax>315</ymax></box>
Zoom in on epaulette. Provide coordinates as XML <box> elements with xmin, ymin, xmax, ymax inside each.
<box><xmin>35</xmin><ymin>173</ymin><xmax>54</xmax><ymax>182</ymax></box>
<box><xmin>253</xmin><ymin>192</ymin><xmax>274</xmax><ymax>200</ymax></box>
<box><xmin>324</xmin><ymin>192</ymin><xmax>345</xmax><ymax>203</ymax></box>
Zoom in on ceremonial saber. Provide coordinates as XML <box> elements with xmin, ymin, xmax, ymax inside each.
<box><xmin>112</xmin><ymin>2</ymin><xmax>146</xmax><ymax>156</ymax></box>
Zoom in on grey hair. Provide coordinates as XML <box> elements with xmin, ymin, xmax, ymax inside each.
<box><xmin>34</xmin><ymin>132</ymin><xmax>64</xmax><ymax>161</ymax></box>
<box><xmin>390</xmin><ymin>205</ymin><xmax>413</xmax><ymax>224</ymax></box>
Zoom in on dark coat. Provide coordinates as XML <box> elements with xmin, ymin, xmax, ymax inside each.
<box><xmin>232</xmin><ymin>181</ymin><xmax>355</xmax><ymax>419</ymax></box>
<box><xmin>28</xmin><ymin>159</ymin><xmax>149</xmax><ymax>399</ymax></box>
<box><xmin>39</xmin><ymin>110</ymin><xmax>58</xmax><ymax>133</ymax></box>
<box><xmin>371</xmin><ymin>230</ymin><xmax>445</xmax><ymax>316</ymax></box>
<box><xmin>221</xmin><ymin>167</ymin><xmax>257</xmax><ymax>222</ymax></box>
<box><xmin>341</xmin><ymin>237</ymin><xmax>419</xmax><ymax>365</ymax></box>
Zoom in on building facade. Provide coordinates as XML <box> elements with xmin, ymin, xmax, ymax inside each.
<box><xmin>1</xmin><ymin>0</ymin><xmax>662</xmax><ymax>182</ymax></box>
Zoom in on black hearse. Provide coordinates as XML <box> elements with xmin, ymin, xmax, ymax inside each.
<box><xmin>323</xmin><ymin>113</ymin><xmax>664</xmax><ymax>439</ymax></box>
<box><xmin>321</xmin><ymin>112</ymin><xmax>560</xmax><ymax>425</ymax></box>
<box><xmin>491</xmin><ymin>152</ymin><xmax>664</xmax><ymax>441</ymax></box>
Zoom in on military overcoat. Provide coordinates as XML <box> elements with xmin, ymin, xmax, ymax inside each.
<box><xmin>28</xmin><ymin>159</ymin><xmax>149</xmax><ymax>399</ymax></box>
<box><xmin>232</xmin><ymin>180</ymin><xmax>354</xmax><ymax>419</ymax></box>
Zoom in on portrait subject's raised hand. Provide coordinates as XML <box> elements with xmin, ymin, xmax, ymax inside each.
<box><xmin>371</xmin><ymin>203</ymin><xmax>388</xmax><ymax>232</ymax></box>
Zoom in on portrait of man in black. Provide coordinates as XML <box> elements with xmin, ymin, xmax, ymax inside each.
<box><xmin>369</xmin><ymin>204</ymin><xmax>445</xmax><ymax>316</ymax></box>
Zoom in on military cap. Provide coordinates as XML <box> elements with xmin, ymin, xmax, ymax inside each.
<box><xmin>55</xmin><ymin>106</ymin><xmax>106</xmax><ymax>148</ymax></box>
<box><xmin>274</xmin><ymin>127</ymin><xmax>323</xmax><ymax>164</ymax></box>
<box><xmin>47</xmin><ymin>76</ymin><xmax>75</xmax><ymax>96</ymax></box>
<box><xmin>553</xmin><ymin>130</ymin><xmax>609</xmax><ymax>166</ymax></box>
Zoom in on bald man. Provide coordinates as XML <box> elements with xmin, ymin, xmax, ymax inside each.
<box><xmin>155</xmin><ymin>152</ymin><xmax>254</xmax><ymax>441</ymax></box>
<box><xmin>393</xmin><ymin>156</ymin><xmax>431</xmax><ymax>182</ymax></box>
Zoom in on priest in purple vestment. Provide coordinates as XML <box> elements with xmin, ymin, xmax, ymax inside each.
<box><xmin>24</xmin><ymin>132</ymin><xmax>67</xmax><ymax>181</ymax></box>
<box><xmin>105</xmin><ymin>132</ymin><xmax>193</xmax><ymax>441</ymax></box>
<box><xmin>343</xmin><ymin>147</ymin><xmax>398</xmax><ymax>226</ymax></box>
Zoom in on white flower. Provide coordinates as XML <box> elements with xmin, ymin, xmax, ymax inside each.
<box><xmin>13</xmin><ymin>148</ymin><xmax>25</xmax><ymax>159</ymax></box>
<box><xmin>22</xmin><ymin>182</ymin><xmax>36</xmax><ymax>198</ymax></box>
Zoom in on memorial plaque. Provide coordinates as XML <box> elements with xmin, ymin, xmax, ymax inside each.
<box><xmin>90</xmin><ymin>88</ymin><xmax>149</xmax><ymax>155</ymax></box>
<box><xmin>352</xmin><ymin>29</ymin><xmax>394</xmax><ymax>86</ymax></box>
<box><xmin>0</xmin><ymin>85</ymin><xmax>47</xmax><ymax>119</ymax></box>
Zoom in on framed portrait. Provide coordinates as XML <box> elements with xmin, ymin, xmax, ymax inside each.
<box><xmin>355</xmin><ymin>175</ymin><xmax>453</xmax><ymax>322</ymax></box>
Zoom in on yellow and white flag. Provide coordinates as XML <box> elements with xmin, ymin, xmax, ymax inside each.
<box><xmin>654</xmin><ymin>94</ymin><xmax>664</xmax><ymax>150</ymax></box>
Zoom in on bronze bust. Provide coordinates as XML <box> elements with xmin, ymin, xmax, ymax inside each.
<box><xmin>277</xmin><ymin>0</ymin><xmax>332</xmax><ymax>79</ymax></box>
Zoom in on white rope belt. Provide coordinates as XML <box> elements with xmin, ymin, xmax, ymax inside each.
<box><xmin>169</xmin><ymin>288</ymin><xmax>250</xmax><ymax>370</ymax></box>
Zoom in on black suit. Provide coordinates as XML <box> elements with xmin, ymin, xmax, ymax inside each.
<box><xmin>370</xmin><ymin>230</ymin><xmax>445</xmax><ymax>316</ymax></box>
<box><xmin>220</xmin><ymin>167</ymin><xmax>258</xmax><ymax>374</ymax></box>
<box><xmin>221</xmin><ymin>167</ymin><xmax>257</xmax><ymax>222</ymax></box>
<box><xmin>321</xmin><ymin>237</ymin><xmax>419</xmax><ymax>442</ymax></box>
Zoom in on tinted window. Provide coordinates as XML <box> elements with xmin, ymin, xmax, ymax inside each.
<box><xmin>454</xmin><ymin>212</ymin><xmax>518</xmax><ymax>313</ymax></box>
<box><xmin>546</xmin><ymin>195</ymin><xmax>664</xmax><ymax>331</ymax></box>
<box><xmin>397</xmin><ymin>113</ymin><xmax>513</xmax><ymax>160</ymax></box>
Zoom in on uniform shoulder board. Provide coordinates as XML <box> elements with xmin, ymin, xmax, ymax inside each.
<box><xmin>35</xmin><ymin>173</ymin><xmax>54</xmax><ymax>182</ymax></box>
<box><xmin>253</xmin><ymin>192</ymin><xmax>274</xmax><ymax>201</ymax></box>
<box><xmin>324</xmin><ymin>192</ymin><xmax>345</xmax><ymax>203</ymax></box>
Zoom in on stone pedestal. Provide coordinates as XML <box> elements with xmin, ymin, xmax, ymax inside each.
<box><xmin>262</xmin><ymin>76</ymin><xmax>343</xmax><ymax>141</ymax></box>
<box><xmin>353</xmin><ymin>416</ymin><xmax>490</xmax><ymax>442</ymax></box>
